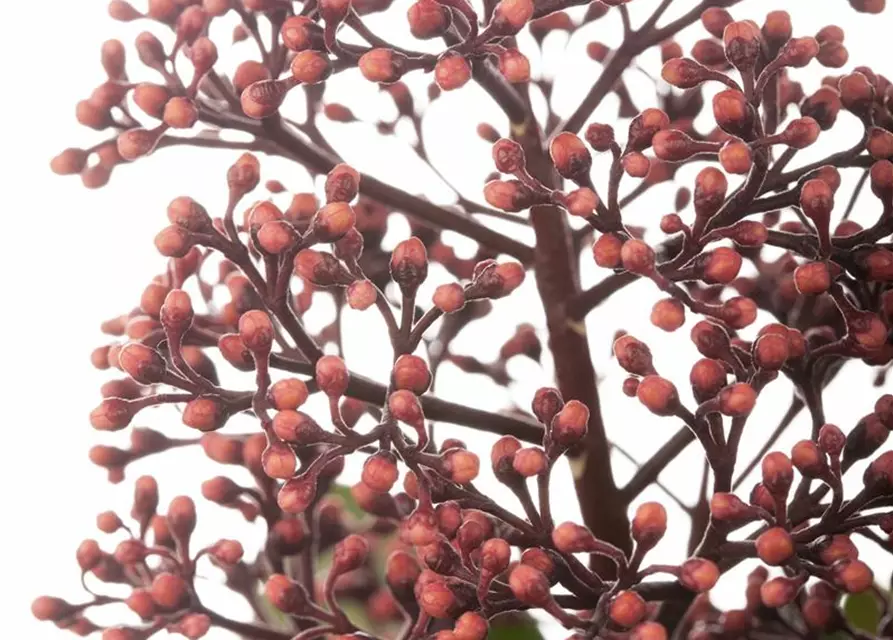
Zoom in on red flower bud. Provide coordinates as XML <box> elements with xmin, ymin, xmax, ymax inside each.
<box><xmin>679</xmin><ymin>557</ymin><xmax>720</xmax><ymax>592</ymax></box>
<box><xmin>592</xmin><ymin>233</ymin><xmax>623</xmax><ymax>268</ymax></box>
<box><xmin>550</xmin><ymin>399</ymin><xmax>588</xmax><ymax>449</ymax></box>
<box><xmin>613</xmin><ymin>335</ymin><xmax>656</xmax><ymax>376</ymax></box>
<box><xmin>490</xmin><ymin>0</ymin><xmax>534</xmax><ymax>35</ymax></box>
<box><xmin>661</xmin><ymin>58</ymin><xmax>711</xmax><ymax>89</ymax></box>
<box><xmin>508</xmin><ymin>564</ymin><xmax>551</xmax><ymax>606</ymax></box>
<box><xmin>620</xmin><ymin>239</ymin><xmax>656</xmax><ymax>276</ymax></box>
<box><xmin>333</xmin><ymin>534</ymin><xmax>370</xmax><ymax>573</ymax></box>
<box><xmin>718</xmin><ymin>383</ymin><xmax>757</xmax><ymax>417</ymax></box>
<box><xmin>241</xmin><ymin>78</ymin><xmax>295</xmax><ymax>119</ymax></box>
<box><xmin>280</xmin><ymin>16</ymin><xmax>321</xmax><ymax>51</ymax></box>
<box><xmin>435</xmin><ymin>53</ymin><xmax>471</xmax><ymax>91</ymax></box>
<box><xmin>151</xmin><ymin>572</ymin><xmax>188</xmax><ymax>610</ymax></box>
<box><xmin>761</xmin><ymin>451</ymin><xmax>794</xmax><ymax>497</ymax></box>
<box><xmin>492</xmin><ymin>138</ymin><xmax>525</xmax><ymax>174</ymax></box>
<box><xmin>778</xmin><ymin>37</ymin><xmax>820</xmax><ymax>68</ymax></box>
<box><xmin>359</xmin><ymin>48</ymin><xmax>408</xmax><ymax>84</ymax></box>
<box><xmin>632</xmin><ymin>501</ymin><xmax>667</xmax><ymax>548</ymax></box>
<box><xmin>651</xmin><ymin>298</ymin><xmax>686</xmax><ymax>332</ymax></box>
<box><xmin>832</xmin><ymin>560</ymin><xmax>873</xmax><ymax>593</ymax></box>
<box><xmin>756</xmin><ymin>527</ymin><xmax>794</xmax><ymax>566</ymax></box>
<box><xmin>290</xmin><ymin>50</ymin><xmax>332</xmax><ymax>84</ymax></box>
<box><xmin>265</xmin><ymin>574</ymin><xmax>309</xmax><ymax>613</ymax></box>
<box><xmin>278</xmin><ymin>475</ymin><xmax>318</xmax><ymax>513</ymax></box>
<box><xmin>512</xmin><ymin>446</ymin><xmax>547</xmax><ymax>477</ymax></box>
<box><xmin>362</xmin><ymin>451</ymin><xmax>399</xmax><ymax>493</ymax></box>
<box><xmin>433</xmin><ymin>283</ymin><xmax>465</xmax><ymax>313</ymax></box>
<box><xmin>636</xmin><ymin>375</ymin><xmax>679</xmax><ymax>416</ymax></box>
<box><xmin>585</xmin><ymin>123</ymin><xmax>615</xmax><ymax>151</ymax></box>
<box><xmin>390</xmin><ymin>237</ymin><xmax>428</xmax><ymax>297</ymax></box>
<box><xmin>610</xmin><ymin>590</ymin><xmax>647</xmax><ymax>628</ymax></box>
<box><xmin>484</xmin><ymin>179</ymin><xmax>534</xmax><ymax>212</ymax></box>
<box><xmin>407</xmin><ymin>0</ymin><xmax>450</xmax><ymax>39</ymax></box>
<box><xmin>760</xmin><ymin>576</ymin><xmax>802</xmax><ymax>607</ymax></box>
<box><xmin>499</xmin><ymin>48</ymin><xmax>531</xmax><ymax>83</ymax></box>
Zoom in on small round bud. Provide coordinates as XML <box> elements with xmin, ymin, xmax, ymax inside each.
<box><xmin>791</xmin><ymin>440</ymin><xmax>826</xmax><ymax>477</ymax></box>
<box><xmin>651</xmin><ymin>298</ymin><xmax>685</xmax><ymax>332</ymax></box>
<box><xmin>756</xmin><ymin>527</ymin><xmax>794</xmax><ymax>566</ymax></box>
<box><xmin>718</xmin><ymin>383</ymin><xmax>758</xmax><ymax>417</ymax></box>
<box><xmin>407</xmin><ymin>0</ymin><xmax>450</xmax><ymax>39</ymax></box>
<box><xmin>550</xmin><ymin>399</ymin><xmax>588</xmax><ymax>448</ymax></box>
<box><xmin>390</xmin><ymin>237</ymin><xmax>428</xmax><ymax>297</ymax></box>
<box><xmin>761</xmin><ymin>451</ymin><xmax>794</xmax><ymax>497</ymax></box>
<box><xmin>613</xmin><ymin>335</ymin><xmax>655</xmax><ymax>376</ymax></box>
<box><xmin>325</xmin><ymin>164</ymin><xmax>361</xmax><ymax>203</ymax></box>
<box><xmin>443</xmin><ymin>449</ymin><xmax>480</xmax><ymax>483</ymax></box>
<box><xmin>498</xmin><ymin>48</ymin><xmax>531</xmax><ymax>83</ymax></box>
<box><xmin>632</xmin><ymin>501</ymin><xmax>667</xmax><ymax>548</ymax></box>
<box><xmin>491</xmin><ymin>0</ymin><xmax>534</xmax><ymax>35</ymax></box>
<box><xmin>183</xmin><ymin>396</ymin><xmax>228</xmax><ymax>432</ymax></box>
<box><xmin>679</xmin><ymin>558</ymin><xmax>720</xmax><ymax>592</ymax></box>
<box><xmin>710</xmin><ymin>492</ymin><xmax>753</xmax><ymax>521</ymax></box>
<box><xmin>333</xmin><ymin>534</ymin><xmax>370</xmax><ymax>574</ymax></box>
<box><xmin>492</xmin><ymin>138</ymin><xmax>525</xmax><ymax>173</ymax></box>
<box><xmin>151</xmin><ymin>572</ymin><xmax>188</xmax><ymax>610</ymax></box>
<box><xmin>832</xmin><ymin>560</ymin><xmax>873</xmax><ymax>593</ymax></box>
<box><xmin>719</xmin><ymin>140</ymin><xmax>753</xmax><ymax>174</ymax></box>
<box><xmin>278</xmin><ymin>475</ymin><xmax>318</xmax><ymax>514</ymax></box>
<box><xmin>316</xmin><ymin>355</ymin><xmax>349</xmax><ymax>397</ymax></box>
<box><xmin>238</xmin><ymin>310</ymin><xmax>274</xmax><ymax>354</ymax></box>
<box><xmin>565</xmin><ymin>187</ymin><xmax>599</xmax><ymax>217</ymax></box>
<box><xmin>620</xmin><ymin>239</ymin><xmax>656</xmax><ymax>275</ymax></box>
<box><xmin>723</xmin><ymin>21</ymin><xmax>762</xmax><ymax>70</ymax></box>
<box><xmin>362</xmin><ymin>451</ymin><xmax>399</xmax><ymax>493</ymax></box>
<box><xmin>794</xmin><ymin>261</ymin><xmax>832</xmax><ymax>294</ymax></box>
<box><xmin>262</xmin><ymin>442</ymin><xmax>297</xmax><ymax>479</ymax></box>
<box><xmin>241</xmin><ymin>79</ymin><xmax>293</xmax><ymax>119</ymax></box>
<box><xmin>311</xmin><ymin>202</ymin><xmax>356</xmax><ymax>242</ymax></box>
<box><xmin>265</xmin><ymin>574</ymin><xmax>308</xmax><ymax>613</ymax></box>
<box><xmin>392</xmin><ymin>355</ymin><xmax>431</xmax><ymax>395</ymax></box>
<box><xmin>434</xmin><ymin>53</ymin><xmax>471</xmax><ymax>91</ymax></box>
<box><xmin>585</xmin><ymin>123</ymin><xmax>615</xmax><ymax>151</ymax></box>
<box><xmin>388</xmin><ymin>389</ymin><xmax>424</xmax><ymax>426</ymax></box>
<box><xmin>512</xmin><ymin>447</ymin><xmax>547</xmax><ymax>477</ymax></box>
<box><xmin>290</xmin><ymin>50</ymin><xmax>332</xmax><ymax>84</ymax></box>
<box><xmin>593</xmin><ymin>233</ymin><xmax>623</xmax><ymax>268</ymax></box>
<box><xmin>509</xmin><ymin>564</ymin><xmax>551</xmax><ymax>606</ymax></box>
<box><xmin>118</xmin><ymin>343</ymin><xmax>166</xmax><ymax>384</ymax></box>
<box><xmin>609</xmin><ymin>591</ymin><xmax>647</xmax><ymax>628</ymax></box>
<box><xmin>636</xmin><ymin>375</ymin><xmax>679</xmax><ymax>416</ymax></box>
<box><xmin>433</xmin><ymin>283</ymin><xmax>465</xmax><ymax>313</ymax></box>
<box><xmin>760</xmin><ymin>576</ymin><xmax>802</xmax><ymax>607</ymax></box>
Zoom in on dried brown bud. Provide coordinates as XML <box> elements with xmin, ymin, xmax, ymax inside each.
<box><xmin>550</xmin><ymin>132</ymin><xmax>592</xmax><ymax>180</ymax></box>
<box><xmin>390</xmin><ymin>237</ymin><xmax>428</xmax><ymax>297</ymax></box>
<box><xmin>492</xmin><ymin>138</ymin><xmax>525</xmax><ymax>174</ymax></box>
<box><xmin>723</xmin><ymin>21</ymin><xmax>762</xmax><ymax>70</ymax></box>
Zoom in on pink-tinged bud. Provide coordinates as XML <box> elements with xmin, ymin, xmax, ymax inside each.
<box><xmin>592</xmin><ymin>233</ymin><xmax>623</xmax><ymax>268</ymax></box>
<box><xmin>791</xmin><ymin>440</ymin><xmax>826</xmax><ymax>477</ymax></box>
<box><xmin>620</xmin><ymin>239</ymin><xmax>656</xmax><ymax>276</ymax></box>
<box><xmin>417</xmin><ymin>577</ymin><xmax>460</xmax><ymax>619</ymax></box>
<box><xmin>491</xmin><ymin>435</ymin><xmax>522</xmax><ymax>476</ymax></box>
<box><xmin>480</xmin><ymin>538</ymin><xmax>511</xmax><ymax>574</ymax></box>
<box><xmin>691</xmin><ymin>320</ymin><xmax>731</xmax><ymax>359</ymax></box>
<box><xmin>719</xmin><ymin>140</ymin><xmax>753</xmax><ymax>174</ymax></box>
<box><xmin>151</xmin><ymin>572</ymin><xmax>188</xmax><ymax>610</ymax></box>
<box><xmin>610</xmin><ymin>590</ymin><xmax>647</xmax><ymax>628</ymax></box>
<box><xmin>311</xmin><ymin>202</ymin><xmax>356</xmax><ymax>242</ymax></box>
<box><xmin>241</xmin><ymin>79</ymin><xmax>294</xmax><ymax>119</ymax></box>
<box><xmin>868</xmin><ymin>127</ymin><xmax>893</xmax><ymax>160</ymax></box>
<box><xmin>183</xmin><ymin>396</ymin><xmax>228</xmax><ymax>432</ymax></box>
<box><xmin>680</xmin><ymin>558</ymin><xmax>720</xmax><ymax>592</ymax></box>
<box><xmin>257</xmin><ymin>220</ymin><xmax>298</xmax><ymax>255</ymax></box>
<box><xmin>265</xmin><ymin>574</ymin><xmax>309</xmax><ymax>613</ymax></box>
<box><xmin>207</xmin><ymin>539</ymin><xmax>243</xmax><ymax>565</ymax></box>
<box><xmin>262</xmin><ymin>442</ymin><xmax>297</xmax><ymax>479</ymax></box>
<box><xmin>117</xmin><ymin>128</ymin><xmax>162</xmax><ymax>161</ymax></box>
<box><xmin>780</xmin><ymin>117</ymin><xmax>821</xmax><ymax>149</ymax></box>
<box><xmin>550</xmin><ymin>132</ymin><xmax>592</xmax><ymax>180</ymax></box>
<box><xmin>565</xmin><ymin>187</ymin><xmax>599</xmax><ymax>217</ymax></box>
<box><xmin>756</xmin><ymin>527</ymin><xmax>794</xmax><ymax>566</ymax></box>
<box><xmin>552</xmin><ymin>521</ymin><xmax>597</xmax><ymax>554</ymax></box>
<box><xmin>651</xmin><ymin>298</ymin><xmax>685</xmax><ymax>332</ymax></box>
<box><xmin>314</xmin><ymin>355</ymin><xmax>348</xmax><ymax>398</ymax></box>
<box><xmin>690</xmin><ymin>358</ymin><xmax>727</xmax><ymax>401</ymax></box>
<box><xmin>434</xmin><ymin>53</ymin><xmax>471</xmax><ymax>91</ymax></box>
<box><xmin>491</xmin><ymin>0</ymin><xmax>534</xmax><ymax>35</ymax></box>
<box><xmin>794</xmin><ymin>261</ymin><xmax>832</xmax><ymax>295</ymax></box>
<box><xmin>442</xmin><ymin>449</ymin><xmax>480</xmax><ymax>483</ymax></box>
<box><xmin>278</xmin><ymin>475</ymin><xmax>318</xmax><ymax>513</ymax></box>
<box><xmin>636</xmin><ymin>375</ymin><xmax>679</xmax><ymax>416</ymax></box>
<box><xmin>290</xmin><ymin>50</ymin><xmax>332</xmax><ymax>84</ymax></box>
<box><xmin>661</xmin><ymin>58</ymin><xmax>711</xmax><ymax>89</ymax></box>
<box><xmin>390</xmin><ymin>237</ymin><xmax>428</xmax><ymax>297</ymax></box>
<box><xmin>483</xmin><ymin>179</ymin><xmax>534</xmax><ymax>212</ymax></box>
<box><xmin>832</xmin><ymin>560</ymin><xmax>873</xmax><ymax>593</ymax></box>
<box><xmin>238</xmin><ymin>310</ymin><xmax>274</xmax><ymax>354</ymax></box>
<box><xmin>280</xmin><ymin>16</ymin><xmax>320</xmax><ymax>51</ymax></box>
<box><xmin>550</xmin><ymin>400</ymin><xmax>589</xmax><ymax>450</ymax></box>
<box><xmin>115</xmin><ymin>539</ymin><xmax>149</xmax><ymax>565</ymax></box>
<box><xmin>499</xmin><ymin>48</ymin><xmax>531</xmax><ymax>83</ymax></box>
<box><xmin>710</xmin><ymin>492</ymin><xmax>753</xmax><ymax>521</ymax></box>
<box><xmin>227</xmin><ymin>152</ymin><xmax>261</xmax><ymax>196</ymax></box>
<box><xmin>723</xmin><ymin>21</ymin><xmax>762</xmax><ymax>70</ymax></box>
<box><xmin>344</xmin><ymin>279</ymin><xmax>375</xmax><ymax>311</ymax></box>
<box><xmin>761</xmin><ymin>452</ymin><xmax>794</xmax><ymax>497</ymax></box>
<box><xmin>622</xmin><ymin>152</ymin><xmax>651</xmax><ymax>177</ymax></box>
<box><xmin>272</xmin><ymin>411</ymin><xmax>325</xmax><ymax>445</ymax></box>
<box><xmin>509</xmin><ymin>564</ymin><xmax>551</xmax><ymax>606</ymax></box>
<box><xmin>817</xmin><ymin>535</ymin><xmax>859</xmax><ymax>566</ymax></box>
<box><xmin>838</xmin><ymin>72</ymin><xmax>875</xmax><ymax>115</ymax></box>
<box><xmin>407</xmin><ymin>0</ymin><xmax>450</xmax><ymax>39</ymax></box>
<box><xmin>324</xmin><ymin>164</ymin><xmax>361</xmax><ymax>204</ymax></box>
<box><xmin>319</xmin><ymin>0</ymin><xmax>351</xmax><ymax>22</ymax></box>
<box><xmin>864</xmin><ymin>451</ymin><xmax>893</xmax><ymax>494</ymax></box>
<box><xmin>405</xmin><ymin>507</ymin><xmax>439</xmax><ymax>546</ymax></box>
<box><xmin>492</xmin><ymin>138</ymin><xmax>525</xmax><ymax>174</ymax></box>
<box><xmin>694</xmin><ymin>167</ymin><xmax>728</xmax><ymax>220</ymax></box>
<box><xmin>118</xmin><ymin>343</ymin><xmax>166</xmax><ymax>384</ymax></box>
<box><xmin>90</xmin><ymin>398</ymin><xmax>135</xmax><ymax>431</ymax></box>
<box><xmin>388</xmin><ymin>389</ymin><xmax>424</xmax><ymax>426</ymax></box>
<box><xmin>362</xmin><ymin>451</ymin><xmax>399</xmax><ymax>493</ymax></box>
<box><xmin>778</xmin><ymin>31</ymin><xmax>821</xmax><ymax>66</ymax></box>
<box><xmin>632</xmin><ymin>501</ymin><xmax>667</xmax><ymax>548</ymax></box>
<box><xmin>718</xmin><ymin>383</ymin><xmax>757</xmax><ymax>417</ymax></box>
<box><xmin>760</xmin><ymin>576</ymin><xmax>802</xmax><ymax>607</ymax></box>
<box><xmin>359</xmin><ymin>48</ymin><xmax>408</xmax><ymax>84</ymax></box>
<box><xmin>433</xmin><ymin>283</ymin><xmax>465</xmax><ymax>313</ymax></box>
<box><xmin>512</xmin><ymin>446</ymin><xmax>547</xmax><ymax>477</ymax></box>
<box><xmin>333</xmin><ymin>534</ymin><xmax>370</xmax><ymax>574</ymax></box>
<box><xmin>631</xmin><ymin>622</ymin><xmax>668</xmax><ymax>640</ymax></box>
<box><xmin>392</xmin><ymin>355</ymin><xmax>431</xmax><ymax>395</ymax></box>
<box><xmin>628</xmin><ymin>108</ymin><xmax>670</xmax><ymax>151</ymax></box>
<box><xmin>701</xmin><ymin>7</ymin><xmax>732</xmax><ymax>38</ymax></box>
<box><xmin>613</xmin><ymin>335</ymin><xmax>656</xmax><ymax>376</ymax></box>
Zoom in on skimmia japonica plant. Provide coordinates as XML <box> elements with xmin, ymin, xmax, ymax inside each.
<box><xmin>37</xmin><ymin>0</ymin><xmax>893</xmax><ymax>638</ymax></box>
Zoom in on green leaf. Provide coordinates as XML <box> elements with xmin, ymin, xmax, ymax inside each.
<box><xmin>843</xmin><ymin>590</ymin><xmax>880</xmax><ymax>633</ymax></box>
<box><xmin>489</xmin><ymin>614</ymin><xmax>544</xmax><ymax>640</ymax></box>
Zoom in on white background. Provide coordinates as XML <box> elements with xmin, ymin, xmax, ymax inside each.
<box><xmin>3</xmin><ymin>0</ymin><xmax>892</xmax><ymax>637</ymax></box>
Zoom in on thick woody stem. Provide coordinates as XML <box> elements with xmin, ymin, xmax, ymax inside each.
<box><xmin>514</xmin><ymin>117</ymin><xmax>631</xmax><ymax>574</ymax></box>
